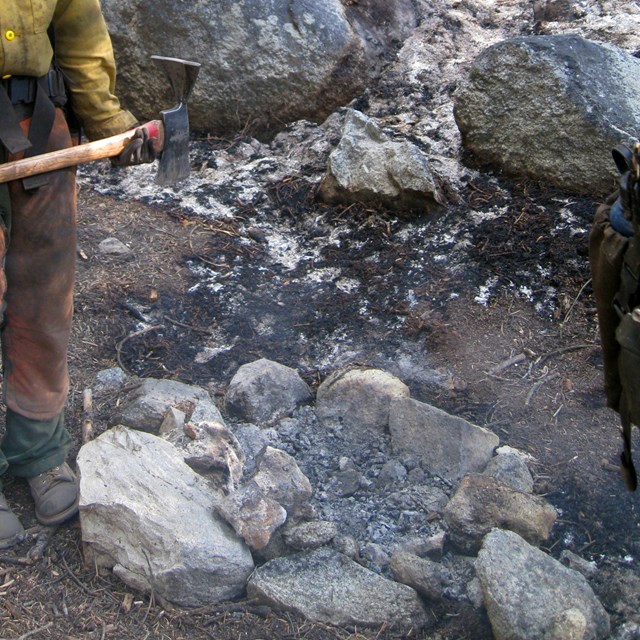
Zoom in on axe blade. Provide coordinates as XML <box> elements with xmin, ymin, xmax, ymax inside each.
<box><xmin>151</xmin><ymin>56</ymin><xmax>201</xmax><ymax>186</ymax></box>
<box><xmin>156</xmin><ymin>102</ymin><xmax>190</xmax><ymax>186</ymax></box>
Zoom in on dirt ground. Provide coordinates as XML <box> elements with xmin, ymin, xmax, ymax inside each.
<box><xmin>1</xmin><ymin>168</ymin><xmax>639</xmax><ymax>639</ymax></box>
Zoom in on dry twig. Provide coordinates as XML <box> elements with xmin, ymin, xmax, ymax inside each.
<box><xmin>115</xmin><ymin>324</ymin><xmax>164</xmax><ymax>373</ymax></box>
<box><xmin>0</xmin><ymin>622</ymin><xmax>54</xmax><ymax>640</ymax></box>
<box><xmin>60</xmin><ymin>553</ymin><xmax>101</xmax><ymax>597</ymax></box>
<box><xmin>534</xmin><ymin>344</ymin><xmax>593</xmax><ymax>368</ymax></box>
<box><xmin>26</xmin><ymin>526</ymin><xmax>58</xmax><ymax>561</ymax></box>
<box><xmin>489</xmin><ymin>352</ymin><xmax>527</xmax><ymax>376</ymax></box>
<box><xmin>82</xmin><ymin>387</ymin><xmax>94</xmax><ymax>444</ymax></box>
<box><xmin>163</xmin><ymin>315</ymin><xmax>214</xmax><ymax>334</ymax></box>
<box><xmin>560</xmin><ymin>278</ymin><xmax>592</xmax><ymax>328</ymax></box>
<box><xmin>525</xmin><ymin>372</ymin><xmax>561</xmax><ymax>406</ymax></box>
<box><xmin>0</xmin><ymin>555</ymin><xmax>34</xmax><ymax>566</ymax></box>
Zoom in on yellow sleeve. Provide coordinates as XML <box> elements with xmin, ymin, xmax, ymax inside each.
<box><xmin>52</xmin><ymin>0</ymin><xmax>137</xmax><ymax>140</ymax></box>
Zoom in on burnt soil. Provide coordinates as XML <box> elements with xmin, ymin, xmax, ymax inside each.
<box><xmin>1</xmin><ymin>167</ymin><xmax>639</xmax><ymax>639</ymax></box>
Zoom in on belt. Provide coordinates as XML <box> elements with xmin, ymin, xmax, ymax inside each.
<box><xmin>1</xmin><ymin>68</ymin><xmax>66</xmax><ymax>106</ymax></box>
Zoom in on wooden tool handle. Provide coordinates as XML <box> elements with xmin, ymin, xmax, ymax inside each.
<box><xmin>0</xmin><ymin>120</ymin><xmax>164</xmax><ymax>185</ymax></box>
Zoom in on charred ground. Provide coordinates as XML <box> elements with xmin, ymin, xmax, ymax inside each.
<box><xmin>1</xmin><ymin>152</ymin><xmax>639</xmax><ymax>638</ymax></box>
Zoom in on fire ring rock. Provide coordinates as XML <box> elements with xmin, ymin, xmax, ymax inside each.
<box><xmin>225</xmin><ymin>358</ymin><xmax>312</xmax><ymax>426</ymax></box>
<box><xmin>77</xmin><ymin>426</ymin><xmax>254</xmax><ymax>607</ymax></box>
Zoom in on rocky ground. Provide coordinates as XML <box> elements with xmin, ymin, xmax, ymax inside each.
<box><xmin>1</xmin><ymin>1</ymin><xmax>640</xmax><ymax>639</ymax></box>
<box><xmin>1</xmin><ymin>152</ymin><xmax>638</xmax><ymax>640</ymax></box>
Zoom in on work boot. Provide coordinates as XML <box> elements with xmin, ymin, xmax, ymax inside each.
<box><xmin>0</xmin><ymin>493</ymin><xmax>25</xmax><ymax>549</ymax></box>
<box><xmin>27</xmin><ymin>462</ymin><xmax>79</xmax><ymax>526</ymax></box>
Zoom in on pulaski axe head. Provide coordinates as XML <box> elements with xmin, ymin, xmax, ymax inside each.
<box><xmin>151</xmin><ymin>55</ymin><xmax>201</xmax><ymax>186</ymax></box>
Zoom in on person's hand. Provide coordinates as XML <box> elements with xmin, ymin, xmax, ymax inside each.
<box><xmin>111</xmin><ymin>126</ymin><xmax>158</xmax><ymax>166</ymax></box>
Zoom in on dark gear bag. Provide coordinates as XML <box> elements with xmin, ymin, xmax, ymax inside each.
<box><xmin>589</xmin><ymin>141</ymin><xmax>640</xmax><ymax>491</ymax></box>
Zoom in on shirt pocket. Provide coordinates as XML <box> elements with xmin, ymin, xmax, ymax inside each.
<box><xmin>30</xmin><ymin>0</ymin><xmax>56</xmax><ymax>34</ymax></box>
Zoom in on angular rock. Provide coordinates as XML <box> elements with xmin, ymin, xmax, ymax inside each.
<box><xmin>390</xmin><ymin>550</ymin><xmax>452</xmax><ymax>602</ymax></box>
<box><xmin>482</xmin><ymin>450</ymin><xmax>534</xmax><ymax>493</ymax></box>
<box><xmin>316</xmin><ymin>367</ymin><xmax>410</xmax><ymax>438</ymax></box>
<box><xmin>443</xmin><ymin>474</ymin><xmax>557</xmax><ymax>555</ymax></box>
<box><xmin>395</xmin><ymin>531</ymin><xmax>446</xmax><ymax>561</ymax></box>
<box><xmin>77</xmin><ymin>426</ymin><xmax>254</xmax><ymax>606</ymax></box>
<box><xmin>252</xmin><ymin>446</ymin><xmax>313</xmax><ymax>512</ymax></box>
<box><xmin>377</xmin><ymin>459</ymin><xmax>408</xmax><ymax>487</ymax></box>
<box><xmin>247</xmin><ymin>548</ymin><xmax>428</xmax><ymax>633</ymax></box>
<box><xmin>389</xmin><ymin>397</ymin><xmax>499</xmax><ymax>482</ymax></box>
<box><xmin>158</xmin><ymin>406</ymin><xmax>186</xmax><ymax>435</ymax></box>
<box><xmin>93</xmin><ymin>367</ymin><xmax>128</xmax><ymax>395</ymax></box>
<box><xmin>360</xmin><ymin>542</ymin><xmax>390</xmax><ymax>569</ymax></box>
<box><xmin>215</xmin><ymin>480</ymin><xmax>287</xmax><ymax>551</ymax></box>
<box><xmin>110</xmin><ymin>378</ymin><xmax>222</xmax><ymax>434</ymax></box>
<box><xmin>560</xmin><ymin>550</ymin><xmax>599</xmax><ymax>579</ymax></box>
<box><xmin>477</xmin><ymin>529</ymin><xmax>610</xmax><ymax>640</ymax></box>
<box><xmin>328</xmin><ymin>458</ymin><xmax>367</xmax><ymax>498</ymax></box>
<box><xmin>319</xmin><ymin>109</ymin><xmax>444</xmax><ymax>212</ymax></box>
<box><xmin>101</xmin><ymin>0</ymin><xmax>417</xmax><ymax>136</ymax></box>
<box><xmin>164</xmin><ymin>420</ymin><xmax>245</xmax><ymax>491</ymax></box>
<box><xmin>233</xmin><ymin>423</ymin><xmax>280</xmax><ymax>475</ymax></box>
<box><xmin>454</xmin><ymin>35</ymin><xmax>640</xmax><ymax>195</ymax></box>
<box><xmin>387</xmin><ymin>485</ymin><xmax>449</xmax><ymax>517</ymax></box>
<box><xmin>225</xmin><ymin>358</ymin><xmax>312</xmax><ymax>426</ymax></box>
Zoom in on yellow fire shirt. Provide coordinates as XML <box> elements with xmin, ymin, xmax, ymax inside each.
<box><xmin>0</xmin><ymin>0</ymin><xmax>137</xmax><ymax>140</ymax></box>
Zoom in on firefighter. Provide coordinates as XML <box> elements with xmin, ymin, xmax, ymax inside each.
<box><xmin>0</xmin><ymin>0</ymin><xmax>155</xmax><ymax>548</ymax></box>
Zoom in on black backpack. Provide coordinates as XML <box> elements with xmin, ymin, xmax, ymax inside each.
<box><xmin>589</xmin><ymin>141</ymin><xmax>640</xmax><ymax>490</ymax></box>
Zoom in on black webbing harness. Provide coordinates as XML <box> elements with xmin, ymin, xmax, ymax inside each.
<box><xmin>0</xmin><ymin>24</ymin><xmax>68</xmax><ymax>191</ymax></box>
<box><xmin>0</xmin><ymin>69</ymin><xmax>67</xmax><ymax>190</ymax></box>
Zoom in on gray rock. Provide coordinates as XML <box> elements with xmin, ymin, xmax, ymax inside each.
<box><xmin>283</xmin><ymin>520</ymin><xmax>339</xmax><ymax>551</ymax></box>
<box><xmin>252</xmin><ymin>446</ymin><xmax>313</xmax><ymax>513</ymax></box>
<box><xmin>390</xmin><ymin>550</ymin><xmax>452</xmax><ymax>602</ymax></box>
<box><xmin>164</xmin><ymin>420</ymin><xmax>245</xmax><ymax>491</ymax></box>
<box><xmin>101</xmin><ymin>0</ymin><xmax>417</xmax><ymax>136</ymax></box>
<box><xmin>158</xmin><ymin>406</ymin><xmax>186</xmax><ymax>435</ymax></box>
<box><xmin>247</xmin><ymin>548</ymin><xmax>429</xmax><ymax>633</ymax></box>
<box><xmin>98</xmin><ymin>237</ymin><xmax>130</xmax><ymax>255</ymax></box>
<box><xmin>394</xmin><ymin>531</ymin><xmax>447</xmax><ymax>561</ymax></box>
<box><xmin>483</xmin><ymin>450</ymin><xmax>534</xmax><ymax>493</ymax></box>
<box><xmin>387</xmin><ymin>485</ymin><xmax>449</xmax><ymax>516</ymax></box>
<box><xmin>328</xmin><ymin>458</ymin><xmax>367</xmax><ymax>498</ymax></box>
<box><xmin>233</xmin><ymin>423</ymin><xmax>280</xmax><ymax>475</ymax></box>
<box><xmin>361</xmin><ymin>542</ymin><xmax>390</xmax><ymax>569</ymax></box>
<box><xmin>477</xmin><ymin>529</ymin><xmax>610</xmax><ymax>640</ymax></box>
<box><xmin>560</xmin><ymin>550</ymin><xmax>599</xmax><ymax>579</ymax></box>
<box><xmin>389</xmin><ymin>397</ymin><xmax>499</xmax><ymax>483</ymax></box>
<box><xmin>225</xmin><ymin>358</ymin><xmax>312</xmax><ymax>426</ymax></box>
<box><xmin>454</xmin><ymin>35</ymin><xmax>640</xmax><ymax>195</ymax></box>
<box><xmin>331</xmin><ymin>534</ymin><xmax>360</xmax><ymax>560</ymax></box>
<box><xmin>190</xmin><ymin>398</ymin><xmax>229</xmax><ymax>424</ymax></box>
<box><xmin>443</xmin><ymin>474</ymin><xmax>557</xmax><ymax>555</ymax></box>
<box><xmin>110</xmin><ymin>378</ymin><xmax>222</xmax><ymax>434</ymax></box>
<box><xmin>77</xmin><ymin>426</ymin><xmax>254</xmax><ymax>606</ymax></box>
<box><xmin>377</xmin><ymin>459</ymin><xmax>408</xmax><ymax>487</ymax></box>
<box><xmin>93</xmin><ymin>367</ymin><xmax>129</xmax><ymax>395</ymax></box>
<box><xmin>319</xmin><ymin>109</ymin><xmax>443</xmax><ymax>212</ymax></box>
<box><xmin>316</xmin><ymin>367</ymin><xmax>410</xmax><ymax>438</ymax></box>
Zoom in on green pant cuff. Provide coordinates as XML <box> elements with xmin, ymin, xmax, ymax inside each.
<box><xmin>9</xmin><ymin>449</ymin><xmax>68</xmax><ymax>479</ymax></box>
